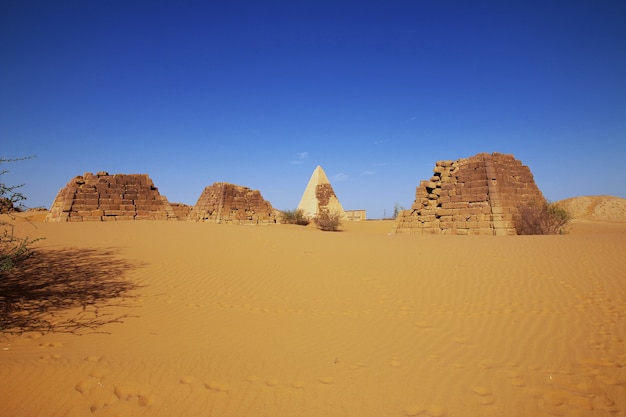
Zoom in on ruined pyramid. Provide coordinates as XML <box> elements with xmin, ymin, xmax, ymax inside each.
<box><xmin>45</xmin><ymin>172</ymin><xmax>177</xmax><ymax>222</ymax></box>
<box><xmin>393</xmin><ymin>152</ymin><xmax>546</xmax><ymax>235</ymax></box>
<box><xmin>297</xmin><ymin>166</ymin><xmax>346</xmax><ymax>219</ymax></box>
<box><xmin>187</xmin><ymin>182</ymin><xmax>277</xmax><ymax>224</ymax></box>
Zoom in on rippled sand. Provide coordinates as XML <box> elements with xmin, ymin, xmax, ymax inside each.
<box><xmin>1</xmin><ymin>215</ymin><xmax>625</xmax><ymax>416</ymax></box>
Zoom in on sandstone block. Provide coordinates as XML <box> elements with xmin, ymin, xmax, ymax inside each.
<box><xmin>477</xmin><ymin>220</ymin><xmax>491</xmax><ymax>229</ymax></box>
<box><xmin>83</xmin><ymin>216</ymin><xmax>102</xmax><ymax>221</ymax></box>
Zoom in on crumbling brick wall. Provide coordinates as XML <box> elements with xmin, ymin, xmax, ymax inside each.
<box><xmin>188</xmin><ymin>182</ymin><xmax>277</xmax><ymax>224</ymax></box>
<box><xmin>45</xmin><ymin>172</ymin><xmax>177</xmax><ymax>222</ymax></box>
<box><xmin>170</xmin><ymin>203</ymin><xmax>193</xmax><ymax>221</ymax></box>
<box><xmin>393</xmin><ymin>153</ymin><xmax>545</xmax><ymax>235</ymax></box>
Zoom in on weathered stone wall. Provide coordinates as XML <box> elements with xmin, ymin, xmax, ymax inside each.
<box><xmin>345</xmin><ymin>209</ymin><xmax>367</xmax><ymax>221</ymax></box>
<box><xmin>45</xmin><ymin>172</ymin><xmax>177</xmax><ymax>222</ymax></box>
<box><xmin>170</xmin><ymin>203</ymin><xmax>193</xmax><ymax>221</ymax></box>
<box><xmin>393</xmin><ymin>153</ymin><xmax>545</xmax><ymax>235</ymax></box>
<box><xmin>187</xmin><ymin>182</ymin><xmax>277</xmax><ymax>224</ymax></box>
<box><xmin>315</xmin><ymin>183</ymin><xmax>335</xmax><ymax>214</ymax></box>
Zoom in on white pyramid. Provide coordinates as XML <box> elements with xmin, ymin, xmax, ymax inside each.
<box><xmin>297</xmin><ymin>165</ymin><xmax>346</xmax><ymax>219</ymax></box>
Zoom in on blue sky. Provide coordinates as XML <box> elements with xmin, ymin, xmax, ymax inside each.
<box><xmin>2</xmin><ymin>1</ymin><xmax>625</xmax><ymax>219</ymax></box>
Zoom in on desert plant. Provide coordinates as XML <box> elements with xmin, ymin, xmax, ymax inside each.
<box><xmin>1</xmin><ymin>156</ymin><xmax>39</xmax><ymax>274</ymax></box>
<box><xmin>313</xmin><ymin>210</ymin><xmax>342</xmax><ymax>231</ymax></box>
<box><xmin>392</xmin><ymin>203</ymin><xmax>406</xmax><ymax>219</ymax></box>
<box><xmin>513</xmin><ymin>200</ymin><xmax>571</xmax><ymax>235</ymax></box>
<box><xmin>280</xmin><ymin>209</ymin><xmax>310</xmax><ymax>226</ymax></box>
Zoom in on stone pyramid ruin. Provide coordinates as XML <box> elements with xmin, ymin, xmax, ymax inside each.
<box><xmin>187</xmin><ymin>182</ymin><xmax>277</xmax><ymax>224</ymax></box>
<box><xmin>297</xmin><ymin>165</ymin><xmax>346</xmax><ymax>219</ymax></box>
<box><xmin>393</xmin><ymin>153</ymin><xmax>545</xmax><ymax>235</ymax></box>
<box><xmin>46</xmin><ymin>172</ymin><xmax>177</xmax><ymax>222</ymax></box>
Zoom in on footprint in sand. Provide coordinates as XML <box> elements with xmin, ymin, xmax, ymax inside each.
<box><xmin>425</xmin><ymin>405</ymin><xmax>448</xmax><ymax>417</ymax></box>
<box><xmin>265</xmin><ymin>379</ymin><xmax>280</xmax><ymax>387</ymax></box>
<box><xmin>88</xmin><ymin>367</ymin><xmax>109</xmax><ymax>381</ymax></box>
<box><xmin>39</xmin><ymin>341</ymin><xmax>63</xmax><ymax>348</ymax></box>
<box><xmin>389</xmin><ymin>357</ymin><xmax>401</xmax><ymax>367</ymax></box>
<box><xmin>113</xmin><ymin>382</ymin><xmax>155</xmax><ymax>406</ymax></box>
<box><xmin>291</xmin><ymin>381</ymin><xmax>306</xmax><ymax>389</ymax></box>
<box><xmin>470</xmin><ymin>385</ymin><xmax>491</xmax><ymax>396</ymax></box>
<box><xmin>318</xmin><ymin>376</ymin><xmax>334</xmax><ymax>385</ymax></box>
<box><xmin>469</xmin><ymin>386</ymin><xmax>496</xmax><ymax>406</ymax></box>
<box><xmin>179</xmin><ymin>376</ymin><xmax>198</xmax><ymax>385</ymax></box>
<box><xmin>349</xmin><ymin>362</ymin><xmax>364</xmax><ymax>370</ymax></box>
<box><xmin>204</xmin><ymin>381</ymin><xmax>231</xmax><ymax>392</ymax></box>
<box><xmin>75</xmin><ymin>378</ymin><xmax>97</xmax><ymax>394</ymax></box>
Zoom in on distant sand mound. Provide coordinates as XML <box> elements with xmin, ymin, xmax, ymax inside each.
<box><xmin>556</xmin><ymin>195</ymin><xmax>626</xmax><ymax>223</ymax></box>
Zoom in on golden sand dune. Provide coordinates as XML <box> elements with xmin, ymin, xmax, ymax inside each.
<box><xmin>556</xmin><ymin>195</ymin><xmax>626</xmax><ymax>223</ymax></box>
<box><xmin>1</xmin><ymin>216</ymin><xmax>625</xmax><ymax>416</ymax></box>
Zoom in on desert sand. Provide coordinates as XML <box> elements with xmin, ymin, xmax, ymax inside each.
<box><xmin>1</xmin><ymin>207</ymin><xmax>625</xmax><ymax>416</ymax></box>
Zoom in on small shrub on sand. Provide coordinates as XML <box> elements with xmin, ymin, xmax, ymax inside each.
<box><xmin>1</xmin><ymin>156</ymin><xmax>39</xmax><ymax>274</ymax></box>
<box><xmin>392</xmin><ymin>203</ymin><xmax>406</xmax><ymax>220</ymax></box>
<box><xmin>513</xmin><ymin>200</ymin><xmax>571</xmax><ymax>235</ymax></box>
<box><xmin>313</xmin><ymin>211</ymin><xmax>342</xmax><ymax>232</ymax></box>
<box><xmin>280</xmin><ymin>209</ymin><xmax>310</xmax><ymax>226</ymax></box>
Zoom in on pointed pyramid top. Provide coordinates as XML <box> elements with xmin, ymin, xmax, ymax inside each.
<box><xmin>311</xmin><ymin>165</ymin><xmax>330</xmax><ymax>185</ymax></box>
<box><xmin>297</xmin><ymin>165</ymin><xmax>346</xmax><ymax>219</ymax></box>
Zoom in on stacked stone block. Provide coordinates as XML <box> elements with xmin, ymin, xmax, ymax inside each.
<box><xmin>45</xmin><ymin>172</ymin><xmax>177</xmax><ymax>222</ymax></box>
<box><xmin>188</xmin><ymin>182</ymin><xmax>277</xmax><ymax>224</ymax></box>
<box><xmin>393</xmin><ymin>153</ymin><xmax>545</xmax><ymax>235</ymax></box>
<box><xmin>170</xmin><ymin>203</ymin><xmax>193</xmax><ymax>221</ymax></box>
<box><xmin>345</xmin><ymin>209</ymin><xmax>367</xmax><ymax>221</ymax></box>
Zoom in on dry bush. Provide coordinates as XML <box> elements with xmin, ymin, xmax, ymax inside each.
<box><xmin>313</xmin><ymin>211</ymin><xmax>342</xmax><ymax>231</ymax></box>
<box><xmin>513</xmin><ymin>200</ymin><xmax>571</xmax><ymax>235</ymax></box>
<box><xmin>280</xmin><ymin>209</ymin><xmax>310</xmax><ymax>225</ymax></box>
<box><xmin>1</xmin><ymin>156</ymin><xmax>38</xmax><ymax>274</ymax></box>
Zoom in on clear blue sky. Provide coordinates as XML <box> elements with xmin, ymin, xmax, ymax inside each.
<box><xmin>2</xmin><ymin>1</ymin><xmax>625</xmax><ymax>219</ymax></box>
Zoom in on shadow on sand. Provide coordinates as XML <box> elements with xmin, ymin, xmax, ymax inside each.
<box><xmin>1</xmin><ymin>247</ymin><xmax>143</xmax><ymax>335</ymax></box>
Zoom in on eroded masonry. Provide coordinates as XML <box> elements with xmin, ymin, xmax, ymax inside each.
<box><xmin>393</xmin><ymin>153</ymin><xmax>545</xmax><ymax>235</ymax></box>
<box><xmin>297</xmin><ymin>165</ymin><xmax>347</xmax><ymax>220</ymax></box>
<box><xmin>46</xmin><ymin>172</ymin><xmax>177</xmax><ymax>222</ymax></box>
<box><xmin>188</xmin><ymin>182</ymin><xmax>277</xmax><ymax>224</ymax></box>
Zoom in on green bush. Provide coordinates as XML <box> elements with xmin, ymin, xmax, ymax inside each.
<box><xmin>513</xmin><ymin>200</ymin><xmax>571</xmax><ymax>235</ymax></box>
<box><xmin>280</xmin><ymin>208</ymin><xmax>310</xmax><ymax>226</ymax></box>
<box><xmin>313</xmin><ymin>211</ymin><xmax>342</xmax><ymax>232</ymax></box>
